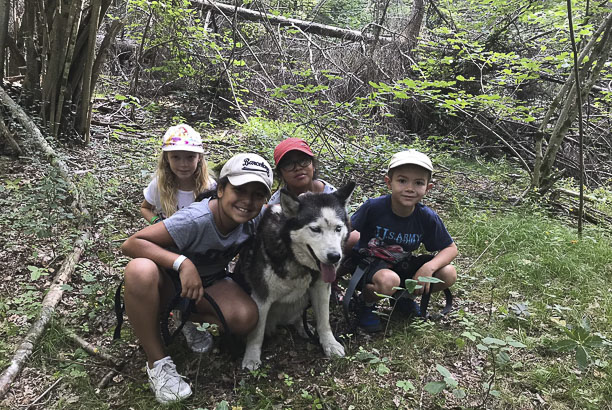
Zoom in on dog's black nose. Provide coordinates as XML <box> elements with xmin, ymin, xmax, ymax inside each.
<box><xmin>327</xmin><ymin>252</ymin><xmax>341</xmax><ymax>264</ymax></box>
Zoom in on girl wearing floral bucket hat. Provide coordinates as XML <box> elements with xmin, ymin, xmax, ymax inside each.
<box><xmin>140</xmin><ymin>124</ymin><xmax>216</xmax><ymax>223</ymax></box>
<box><xmin>140</xmin><ymin>124</ymin><xmax>217</xmax><ymax>357</ymax></box>
<box><xmin>123</xmin><ymin>153</ymin><xmax>273</xmax><ymax>404</ymax></box>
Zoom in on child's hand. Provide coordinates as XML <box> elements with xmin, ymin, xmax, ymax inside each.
<box><xmin>178</xmin><ymin>260</ymin><xmax>204</xmax><ymax>302</ymax></box>
<box><xmin>414</xmin><ymin>263</ymin><xmax>436</xmax><ymax>295</ymax></box>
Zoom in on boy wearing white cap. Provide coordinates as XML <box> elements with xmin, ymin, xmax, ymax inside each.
<box><xmin>121</xmin><ymin>153</ymin><xmax>272</xmax><ymax>404</ymax></box>
<box><xmin>349</xmin><ymin>149</ymin><xmax>457</xmax><ymax>332</ymax></box>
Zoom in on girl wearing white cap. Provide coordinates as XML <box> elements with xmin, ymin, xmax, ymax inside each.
<box><xmin>122</xmin><ymin>153</ymin><xmax>273</xmax><ymax>404</ymax></box>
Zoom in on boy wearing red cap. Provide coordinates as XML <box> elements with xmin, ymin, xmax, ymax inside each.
<box><xmin>348</xmin><ymin>149</ymin><xmax>457</xmax><ymax>332</ymax></box>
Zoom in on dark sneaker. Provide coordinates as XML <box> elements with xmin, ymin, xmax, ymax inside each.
<box><xmin>394</xmin><ymin>297</ymin><xmax>421</xmax><ymax>317</ymax></box>
<box><xmin>357</xmin><ymin>303</ymin><xmax>382</xmax><ymax>333</ymax></box>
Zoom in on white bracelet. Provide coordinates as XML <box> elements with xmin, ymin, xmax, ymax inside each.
<box><xmin>172</xmin><ymin>255</ymin><xmax>188</xmax><ymax>272</ymax></box>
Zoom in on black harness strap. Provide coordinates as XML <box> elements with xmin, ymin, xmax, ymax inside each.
<box><xmin>113</xmin><ymin>279</ymin><xmax>125</xmax><ymax>340</ymax></box>
<box><xmin>113</xmin><ymin>273</ymin><xmax>232</xmax><ymax>346</ymax></box>
<box><xmin>342</xmin><ymin>258</ymin><xmax>373</xmax><ymax>328</ymax></box>
<box><xmin>419</xmin><ymin>287</ymin><xmax>453</xmax><ymax>318</ymax></box>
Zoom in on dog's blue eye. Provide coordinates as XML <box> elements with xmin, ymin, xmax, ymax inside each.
<box><xmin>310</xmin><ymin>227</ymin><xmax>321</xmax><ymax>233</ymax></box>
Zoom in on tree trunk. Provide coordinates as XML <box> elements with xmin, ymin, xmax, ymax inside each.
<box><xmin>22</xmin><ymin>0</ymin><xmax>41</xmax><ymax>105</ymax></box>
<box><xmin>79</xmin><ymin>0</ymin><xmax>101</xmax><ymax>143</ymax></box>
<box><xmin>534</xmin><ymin>13</ymin><xmax>612</xmax><ymax>192</ymax></box>
<box><xmin>0</xmin><ymin>0</ymin><xmax>9</xmax><ymax>80</ymax></box>
<box><xmin>399</xmin><ymin>0</ymin><xmax>425</xmax><ymax>52</ymax></box>
<box><xmin>52</xmin><ymin>0</ymin><xmax>83</xmax><ymax>139</ymax></box>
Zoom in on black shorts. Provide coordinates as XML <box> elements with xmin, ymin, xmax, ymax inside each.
<box><xmin>349</xmin><ymin>253</ymin><xmax>435</xmax><ymax>290</ymax></box>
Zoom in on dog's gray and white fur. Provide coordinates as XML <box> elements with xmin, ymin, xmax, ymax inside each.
<box><xmin>239</xmin><ymin>182</ymin><xmax>355</xmax><ymax>370</ymax></box>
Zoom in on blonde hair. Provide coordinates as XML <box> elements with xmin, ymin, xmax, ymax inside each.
<box><xmin>156</xmin><ymin>151</ymin><xmax>212</xmax><ymax>217</ymax></box>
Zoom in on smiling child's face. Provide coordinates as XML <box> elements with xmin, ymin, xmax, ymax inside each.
<box><xmin>385</xmin><ymin>164</ymin><xmax>433</xmax><ymax>217</ymax></box>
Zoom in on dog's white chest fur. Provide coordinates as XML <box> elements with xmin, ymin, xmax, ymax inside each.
<box><xmin>241</xmin><ymin>183</ymin><xmax>355</xmax><ymax>371</ymax></box>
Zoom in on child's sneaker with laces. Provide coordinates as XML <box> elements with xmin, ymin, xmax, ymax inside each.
<box><xmin>146</xmin><ymin>356</ymin><xmax>192</xmax><ymax>404</ymax></box>
<box><xmin>182</xmin><ymin>321</ymin><xmax>213</xmax><ymax>353</ymax></box>
<box><xmin>357</xmin><ymin>301</ymin><xmax>382</xmax><ymax>333</ymax></box>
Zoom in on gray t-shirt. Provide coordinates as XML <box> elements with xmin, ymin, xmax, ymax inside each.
<box><xmin>268</xmin><ymin>179</ymin><xmax>336</xmax><ymax>205</ymax></box>
<box><xmin>163</xmin><ymin>198</ymin><xmax>260</xmax><ymax>278</ymax></box>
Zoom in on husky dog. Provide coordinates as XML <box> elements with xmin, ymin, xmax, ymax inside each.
<box><xmin>239</xmin><ymin>182</ymin><xmax>355</xmax><ymax>370</ymax></box>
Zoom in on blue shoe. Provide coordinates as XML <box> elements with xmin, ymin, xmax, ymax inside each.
<box><xmin>395</xmin><ymin>297</ymin><xmax>421</xmax><ymax>317</ymax></box>
<box><xmin>357</xmin><ymin>303</ymin><xmax>382</xmax><ymax>333</ymax></box>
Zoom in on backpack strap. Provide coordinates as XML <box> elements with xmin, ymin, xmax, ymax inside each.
<box><xmin>342</xmin><ymin>257</ymin><xmax>375</xmax><ymax>328</ymax></box>
<box><xmin>113</xmin><ymin>279</ymin><xmax>125</xmax><ymax>340</ymax></box>
<box><xmin>419</xmin><ymin>287</ymin><xmax>453</xmax><ymax>319</ymax></box>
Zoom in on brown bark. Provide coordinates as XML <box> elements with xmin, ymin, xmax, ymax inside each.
<box><xmin>400</xmin><ymin>0</ymin><xmax>425</xmax><ymax>51</ymax></box>
<box><xmin>0</xmin><ymin>0</ymin><xmax>9</xmax><ymax>80</ymax></box>
<box><xmin>52</xmin><ymin>0</ymin><xmax>83</xmax><ymax>138</ymax></box>
<box><xmin>79</xmin><ymin>0</ymin><xmax>102</xmax><ymax>143</ymax></box>
<box><xmin>22</xmin><ymin>0</ymin><xmax>41</xmax><ymax>105</ymax></box>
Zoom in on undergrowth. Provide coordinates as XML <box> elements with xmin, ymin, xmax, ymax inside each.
<box><xmin>0</xmin><ymin>125</ymin><xmax>611</xmax><ymax>409</ymax></box>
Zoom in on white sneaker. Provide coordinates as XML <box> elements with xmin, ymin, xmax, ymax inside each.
<box><xmin>182</xmin><ymin>321</ymin><xmax>213</xmax><ymax>353</ymax></box>
<box><xmin>146</xmin><ymin>356</ymin><xmax>192</xmax><ymax>404</ymax></box>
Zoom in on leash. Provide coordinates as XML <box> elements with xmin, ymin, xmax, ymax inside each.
<box><xmin>113</xmin><ymin>274</ymin><xmax>232</xmax><ymax>347</ymax></box>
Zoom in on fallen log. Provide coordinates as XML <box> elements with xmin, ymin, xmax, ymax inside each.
<box><xmin>194</xmin><ymin>0</ymin><xmax>395</xmax><ymax>44</ymax></box>
<box><xmin>0</xmin><ymin>232</ymin><xmax>89</xmax><ymax>399</ymax></box>
<box><xmin>0</xmin><ymin>87</ymin><xmax>91</xmax><ymax>399</ymax></box>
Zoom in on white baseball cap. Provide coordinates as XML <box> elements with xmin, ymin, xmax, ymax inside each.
<box><xmin>220</xmin><ymin>153</ymin><xmax>273</xmax><ymax>192</ymax></box>
<box><xmin>387</xmin><ymin>149</ymin><xmax>433</xmax><ymax>173</ymax></box>
<box><xmin>161</xmin><ymin>124</ymin><xmax>204</xmax><ymax>153</ymax></box>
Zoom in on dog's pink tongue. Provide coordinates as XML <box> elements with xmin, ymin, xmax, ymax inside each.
<box><xmin>320</xmin><ymin>263</ymin><xmax>336</xmax><ymax>283</ymax></box>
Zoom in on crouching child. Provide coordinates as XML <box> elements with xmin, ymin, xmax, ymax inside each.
<box><xmin>348</xmin><ymin>149</ymin><xmax>457</xmax><ymax>332</ymax></box>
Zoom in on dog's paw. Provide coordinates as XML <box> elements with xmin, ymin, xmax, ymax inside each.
<box><xmin>322</xmin><ymin>340</ymin><xmax>345</xmax><ymax>358</ymax></box>
<box><xmin>241</xmin><ymin>356</ymin><xmax>262</xmax><ymax>371</ymax></box>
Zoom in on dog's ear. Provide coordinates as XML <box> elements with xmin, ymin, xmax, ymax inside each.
<box><xmin>280</xmin><ymin>187</ymin><xmax>300</xmax><ymax>217</ymax></box>
<box><xmin>334</xmin><ymin>181</ymin><xmax>356</xmax><ymax>206</ymax></box>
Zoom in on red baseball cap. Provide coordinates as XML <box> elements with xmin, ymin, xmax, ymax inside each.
<box><xmin>273</xmin><ymin>138</ymin><xmax>314</xmax><ymax>166</ymax></box>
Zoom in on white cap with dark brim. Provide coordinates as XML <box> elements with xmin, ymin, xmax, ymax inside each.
<box><xmin>387</xmin><ymin>149</ymin><xmax>433</xmax><ymax>173</ymax></box>
<box><xmin>220</xmin><ymin>153</ymin><xmax>273</xmax><ymax>193</ymax></box>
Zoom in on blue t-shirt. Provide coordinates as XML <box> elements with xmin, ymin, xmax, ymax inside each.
<box><xmin>351</xmin><ymin>195</ymin><xmax>453</xmax><ymax>255</ymax></box>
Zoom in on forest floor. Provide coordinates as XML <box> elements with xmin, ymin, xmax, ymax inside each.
<box><xmin>0</xmin><ymin>100</ymin><xmax>611</xmax><ymax>409</ymax></box>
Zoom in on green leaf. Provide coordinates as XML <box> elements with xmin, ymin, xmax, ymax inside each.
<box><xmin>452</xmin><ymin>388</ymin><xmax>466</xmax><ymax>399</ymax></box>
<box><xmin>416</xmin><ymin>276</ymin><xmax>444</xmax><ymax>284</ymax></box>
<box><xmin>436</xmin><ymin>364</ymin><xmax>452</xmax><ymax>378</ymax></box>
<box><xmin>507</xmin><ymin>339</ymin><xmax>527</xmax><ymax>348</ymax></box>
<box><xmin>576</xmin><ymin>345</ymin><xmax>589</xmax><ymax>369</ymax></box>
<box><xmin>377</xmin><ymin>363</ymin><xmax>390</xmax><ymax>375</ymax></box>
<box><xmin>461</xmin><ymin>331</ymin><xmax>476</xmax><ymax>341</ymax></box>
<box><xmin>444</xmin><ymin>376</ymin><xmax>458</xmax><ymax>388</ymax></box>
<box><xmin>396</xmin><ymin>380</ymin><xmax>415</xmax><ymax>392</ymax></box>
<box><xmin>482</xmin><ymin>337</ymin><xmax>506</xmax><ymax>346</ymax></box>
<box><xmin>552</xmin><ymin>339</ymin><xmax>577</xmax><ymax>351</ymax></box>
<box><xmin>424</xmin><ymin>381</ymin><xmax>446</xmax><ymax>395</ymax></box>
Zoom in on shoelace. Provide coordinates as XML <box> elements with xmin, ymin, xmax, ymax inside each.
<box><xmin>156</xmin><ymin>361</ymin><xmax>185</xmax><ymax>387</ymax></box>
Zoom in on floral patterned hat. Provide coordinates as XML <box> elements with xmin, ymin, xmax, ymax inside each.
<box><xmin>161</xmin><ymin>124</ymin><xmax>204</xmax><ymax>153</ymax></box>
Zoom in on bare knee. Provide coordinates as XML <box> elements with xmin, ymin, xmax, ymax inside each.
<box><xmin>124</xmin><ymin>258</ymin><xmax>161</xmax><ymax>296</ymax></box>
<box><xmin>371</xmin><ymin>269</ymin><xmax>401</xmax><ymax>297</ymax></box>
<box><xmin>226</xmin><ymin>298</ymin><xmax>258</xmax><ymax>336</ymax></box>
<box><xmin>433</xmin><ymin>265</ymin><xmax>457</xmax><ymax>292</ymax></box>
